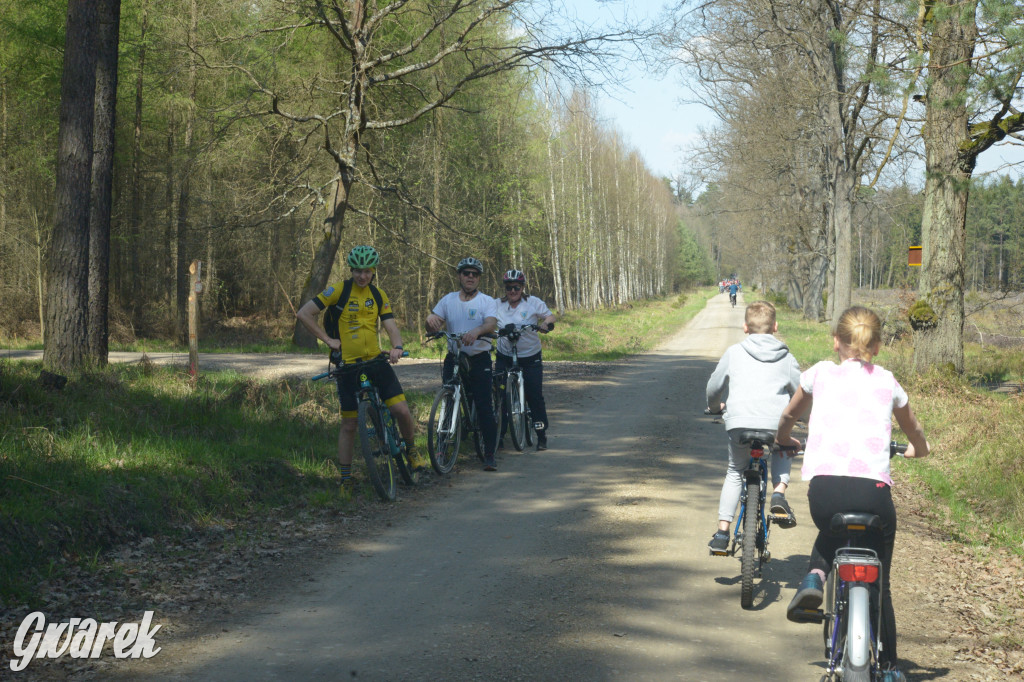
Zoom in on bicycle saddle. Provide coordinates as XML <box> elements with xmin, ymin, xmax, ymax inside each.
<box><xmin>737</xmin><ymin>430</ymin><xmax>775</xmax><ymax>447</ymax></box>
<box><xmin>829</xmin><ymin>512</ymin><xmax>883</xmax><ymax>535</ymax></box>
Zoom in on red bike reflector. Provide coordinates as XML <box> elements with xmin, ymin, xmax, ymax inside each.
<box><xmin>750</xmin><ymin>449</ymin><xmax>764</xmax><ymax>459</ymax></box>
<box><xmin>838</xmin><ymin>563</ymin><xmax>879</xmax><ymax>583</ymax></box>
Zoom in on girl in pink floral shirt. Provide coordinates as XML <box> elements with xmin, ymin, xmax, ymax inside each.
<box><xmin>776</xmin><ymin>307</ymin><xmax>929</xmax><ymax>681</ymax></box>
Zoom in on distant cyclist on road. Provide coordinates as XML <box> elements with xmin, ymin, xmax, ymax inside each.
<box><xmin>425</xmin><ymin>257</ymin><xmax>500</xmax><ymax>470</ymax></box>
<box><xmin>494</xmin><ymin>269</ymin><xmax>557</xmax><ymax>451</ymax></box>
<box><xmin>728</xmin><ymin>280</ymin><xmax>740</xmax><ymax>306</ymax></box>
<box><xmin>296</xmin><ymin>245</ymin><xmax>428</xmax><ymax>487</ymax></box>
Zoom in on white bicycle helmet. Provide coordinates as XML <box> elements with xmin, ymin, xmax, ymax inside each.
<box><xmin>457</xmin><ymin>257</ymin><xmax>483</xmax><ymax>273</ymax></box>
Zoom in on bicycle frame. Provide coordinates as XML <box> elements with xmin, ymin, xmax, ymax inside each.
<box><xmin>734</xmin><ymin>453</ymin><xmax>769</xmax><ymax>557</ymax></box>
<box><xmin>312</xmin><ymin>352</ymin><xmax>413</xmax><ymax>500</ymax></box>
<box><xmin>426</xmin><ymin>330</ymin><xmax>494</xmax><ymax>470</ymax></box>
<box><xmin>356</xmin><ymin>379</ymin><xmax>399</xmax><ymax>458</ymax></box>
<box><xmin>501</xmin><ymin>335</ymin><xmax>527</xmax><ymax>423</ymax></box>
<box><xmin>497</xmin><ymin>324</ymin><xmax>542</xmax><ymax>450</ymax></box>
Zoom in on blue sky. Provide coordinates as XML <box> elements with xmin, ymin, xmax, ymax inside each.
<box><xmin>566</xmin><ymin>0</ymin><xmax>1023</xmax><ymax>183</ymax></box>
<box><xmin>568</xmin><ymin>0</ymin><xmax>703</xmax><ymax>180</ymax></box>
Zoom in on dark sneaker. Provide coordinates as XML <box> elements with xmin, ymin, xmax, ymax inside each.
<box><xmin>770</xmin><ymin>493</ymin><xmax>797</xmax><ymax>528</ymax></box>
<box><xmin>708</xmin><ymin>530</ymin><xmax>730</xmax><ymax>555</ymax></box>
<box><xmin>787</xmin><ymin>573</ymin><xmax>824</xmax><ymax>622</ymax></box>
<box><xmin>536</xmin><ymin>430</ymin><xmax>548</xmax><ymax>451</ymax></box>
<box><xmin>483</xmin><ymin>458</ymin><xmax>497</xmax><ymax>471</ymax></box>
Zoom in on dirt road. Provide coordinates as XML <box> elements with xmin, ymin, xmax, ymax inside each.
<box><xmin>91</xmin><ymin>294</ymin><xmax>835</xmax><ymax>681</ymax></box>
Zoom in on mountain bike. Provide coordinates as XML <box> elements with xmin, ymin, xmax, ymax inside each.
<box><xmin>729</xmin><ymin>291</ymin><xmax>738</xmax><ymax>307</ymax></box>
<box><xmin>425</xmin><ymin>330</ymin><xmax>499</xmax><ymax>474</ymax></box>
<box><xmin>704</xmin><ymin>410</ymin><xmax>799</xmax><ymax>608</ymax></box>
<box><xmin>790</xmin><ymin>442</ymin><xmax>907</xmax><ymax>682</ymax></box>
<box><xmin>495</xmin><ymin>323</ymin><xmax>548</xmax><ymax>451</ymax></box>
<box><xmin>312</xmin><ymin>352</ymin><xmax>415</xmax><ymax>501</ymax></box>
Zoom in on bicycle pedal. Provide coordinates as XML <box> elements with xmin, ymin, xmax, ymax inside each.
<box><xmin>709</xmin><ymin>548</ymin><xmax>729</xmax><ymax>557</ymax></box>
<box><xmin>789</xmin><ymin>608</ymin><xmax>824</xmax><ymax>624</ymax></box>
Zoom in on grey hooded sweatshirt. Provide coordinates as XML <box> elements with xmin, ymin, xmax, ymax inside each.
<box><xmin>706</xmin><ymin>333</ymin><xmax>801</xmax><ymax>432</ymax></box>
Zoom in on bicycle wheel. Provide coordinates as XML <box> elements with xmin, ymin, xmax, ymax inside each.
<box><xmin>492</xmin><ymin>377</ymin><xmax>505</xmax><ymax>448</ymax></box>
<box><xmin>468</xmin><ymin>401</ymin><xmax>485</xmax><ymax>461</ymax></box>
<box><xmin>392</xmin><ymin>423</ymin><xmax>417</xmax><ymax>487</ymax></box>
<box><xmin>507</xmin><ymin>372</ymin><xmax>527</xmax><ymax>451</ymax></box>
<box><xmin>427</xmin><ymin>386</ymin><xmax>461</xmax><ymax>475</ymax></box>
<box><xmin>823</xmin><ymin>575</ymin><xmax>839</xmax><ymax>659</ymax></box>
<box><xmin>740</xmin><ymin>479</ymin><xmax>759</xmax><ymax>608</ymax></box>
<box><xmin>357</xmin><ymin>400</ymin><xmax>397</xmax><ymax>501</ymax></box>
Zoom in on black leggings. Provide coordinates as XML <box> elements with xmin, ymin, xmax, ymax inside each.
<box><xmin>807</xmin><ymin>475</ymin><xmax>898</xmax><ymax>666</ymax></box>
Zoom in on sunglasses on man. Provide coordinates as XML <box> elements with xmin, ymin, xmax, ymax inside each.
<box><xmin>460</xmin><ymin>270</ymin><xmax>481</xmax><ymax>278</ymax></box>
<box><xmin>504</xmin><ymin>285</ymin><xmax>521</xmax><ymax>291</ymax></box>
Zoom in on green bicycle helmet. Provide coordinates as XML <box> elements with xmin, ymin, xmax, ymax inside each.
<box><xmin>347</xmin><ymin>245</ymin><xmax>380</xmax><ymax>269</ymax></box>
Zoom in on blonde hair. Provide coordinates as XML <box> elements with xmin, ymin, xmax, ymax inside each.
<box><xmin>834</xmin><ymin>306</ymin><xmax>881</xmax><ymax>363</ymax></box>
<box><xmin>745</xmin><ymin>301</ymin><xmax>777</xmax><ymax>334</ymax></box>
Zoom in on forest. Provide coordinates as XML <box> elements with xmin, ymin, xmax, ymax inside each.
<box><xmin>0</xmin><ymin>0</ymin><xmax>710</xmax><ymax>360</ymax></box>
<box><xmin>2</xmin><ymin>0</ymin><xmax>1023</xmax><ymax>374</ymax></box>
<box><xmin>667</xmin><ymin>0</ymin><xmax>1024</xmax><ymax>372</ymax></box>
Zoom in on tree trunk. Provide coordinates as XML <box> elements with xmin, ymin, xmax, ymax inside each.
<box><xmin>0</xmin><ymin>68</ymin><xmax>7</xmax><ymax>244</ymax></box>
<box><xmin>831</xmin><ymin>166</ymin><xmax>856</xmax><ymax>316</ymax></box>
<box><xmin>44</xmin><ymin>0</ymin><xmax>98</xmax><ymax>374</ymax></box>
<box><xmin>87</xmin><ymin>0</ymin><xmax>121</xmax><ymax>365</ymax></box>
<box><xmin>913</xmin><ymin>1</ymin><xmax>978</xmax><ymax>374</ymax></box>
<box><xmin>291</xmin><ymin>171</ymin><xmax>354</xmax><ymax>348</ymax></box>
<box><xmin>127</xmin><ymin>4</ymin><xmax>148</xmax><ymax>311</ymax></box>
<box><xmin>175</xmin><ymin>0</ymin><xmax>198</xmax><ymax>344</ymax></box>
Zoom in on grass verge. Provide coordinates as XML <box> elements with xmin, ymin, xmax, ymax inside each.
<box><xmin>0</xmin><ymin>360</ymin><xmax>414</xmax><ymax>604</ymax></box>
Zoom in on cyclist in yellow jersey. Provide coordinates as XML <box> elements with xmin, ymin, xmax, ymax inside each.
<box><xmin>296</xmin><ymin>246</ymin><xmax>429</xmax><ymax>483</ymax></box>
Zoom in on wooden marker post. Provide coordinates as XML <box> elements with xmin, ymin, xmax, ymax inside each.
<box><xmin>188</xmin><ymin>260</ymin><xmax>203</xmax><ymax>378</ymax></box>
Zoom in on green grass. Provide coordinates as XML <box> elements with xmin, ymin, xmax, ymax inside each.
<box><xmin>768</xmin><ymin>298</ymin><xmax>1024</xmax><ymax>554</ymax></box>
<box><xmin>0</xmin><ymin>359</ymin><xmax>438</xmax><ymax>603</ymax></box>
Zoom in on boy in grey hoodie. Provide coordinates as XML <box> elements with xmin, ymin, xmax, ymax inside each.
<box><xmin>706</xmin><ymin>301</ymin><xmax>801</xmax><ymax>554</ymax></box>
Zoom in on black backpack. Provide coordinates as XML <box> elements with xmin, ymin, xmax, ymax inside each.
<box><xmin>322</xmin><ymin>278</ymin><xmax>385</xmax><ymax>340</ymax></box>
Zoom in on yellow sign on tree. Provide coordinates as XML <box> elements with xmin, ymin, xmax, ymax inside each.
<box><xmin>908</xmin><ymin>246</ymin><xmax>922</xmax><ymax>267</ymax></box>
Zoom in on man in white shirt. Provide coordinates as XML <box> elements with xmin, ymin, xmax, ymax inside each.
<box><xmin>494</xmin><ymin>269</ymin><xmax>556</xmax><ymax>450</ymax></box>
<box><xmin>425</xmin><ymin>257</ymin><xmax>500</xmax><ymax>470</ymax></box>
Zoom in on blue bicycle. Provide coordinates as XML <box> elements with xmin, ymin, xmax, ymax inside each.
<box><xmin>705</xmin><ymin>409</ymin><xmax>799</xmax><ymax>608</ymax></box>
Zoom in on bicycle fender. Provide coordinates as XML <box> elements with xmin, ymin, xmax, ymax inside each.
<box><xmin>846</xmin><ymin>584</ymin><xmax>873</xmax><ymax>672</ymax></box>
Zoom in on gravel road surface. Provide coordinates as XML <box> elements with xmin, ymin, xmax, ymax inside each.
<box><xmin>92</xmin><ymin>294</ymin><xmax>829</xmax><ymax>681</ymax></box>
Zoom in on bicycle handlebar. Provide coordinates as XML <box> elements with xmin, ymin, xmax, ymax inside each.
<box><xmin>498</xmin><ymin>322</ymin><xmax>552</xmax><ymax>337</ymax></box>
<box><xmin>311</xmin><ymin>351</ymin><xmax>408</xmax><ymax>381</ymax></box>
<box><xmin>890</xmin><ymin>441</ymin><xmax>908</xmax><ymax>458</ymax></box>
<box><xmin>426</xmin><ymin>330</ymin><xmax>498</xmax><ymax>341</ymax></box>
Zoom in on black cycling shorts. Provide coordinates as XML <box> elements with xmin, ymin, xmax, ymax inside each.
<box><xmin>335</xmin><ymin>361</ymin><xmax>406</xmax><ymax>418</ymax></box>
